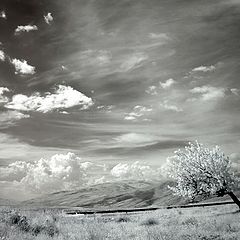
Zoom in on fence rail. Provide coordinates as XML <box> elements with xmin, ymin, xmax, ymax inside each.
<box><xmin>65</xmin><ymin>201</ymin><xmax>235</xmax><ymax>215</ymax></box>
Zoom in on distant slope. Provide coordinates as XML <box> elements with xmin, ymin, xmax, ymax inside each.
<box><xmin>0</xmin><ymin>198</ymin><xmax>19</xmax><ymax>206</ymax></box>
<box><xmin>23</xmin><ymin>180</ymin><xmax>185</xmax><ymax>209</ymax></box>
<box><xmin>22</xmin><ymin>180</ymin><xmax>240</xmax><ymax>209</ymax></box>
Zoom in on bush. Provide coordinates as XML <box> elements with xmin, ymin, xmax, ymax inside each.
<box><xmin>8</xmin><ymin>212</ymin><xmax>59</xmax><ymax>237</ymax></box>
<box><xmin>141</xmin><ymin>218</ymin><xmax>159</xmax><ymax>226</ymax></box>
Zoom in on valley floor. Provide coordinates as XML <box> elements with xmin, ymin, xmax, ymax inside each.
<box><xmin>0</xmin><ymin>204</ymin><xmax>240</xmax><ymax>240</ymax></box>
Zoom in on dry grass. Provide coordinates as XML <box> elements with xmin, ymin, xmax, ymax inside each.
<box><xmin>0</xmin><ymin>204</ymin><xmax>239</xmax><ymax>240</ymax></box>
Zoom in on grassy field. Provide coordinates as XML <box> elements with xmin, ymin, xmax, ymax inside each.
<box><xmin>0</xmin><ymin>204</ymin><xmax>239</xmax><ymax>240</ymax></box>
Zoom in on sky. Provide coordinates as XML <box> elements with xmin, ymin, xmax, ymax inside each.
<box><xmin>0</xmin><ymin>0</ymin><xmax>240</xmax><ymax>200</ymax></box>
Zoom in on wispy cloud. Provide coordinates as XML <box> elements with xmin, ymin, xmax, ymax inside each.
<box><xmin>145</xmin><ymin>85</ymin><xmax>157</xmax><ymax>95</ymax></box>
<box><xmin>11</xmin><ymin>58</ymin><xmax>36</xmax><ymax>75</ymax></box>
<box><xmin>44</xmin><ymin>12</ymin><xmax>53</xmax><ymax>25</ymax></box>
<box><xmin>0</xmin><ymin>111</ymin><xmax>29</xmax><ymax>129</ymax></box>
<box><xmin>191</xmin><ymin>65</ymin><xmax>216</xmax><ymax>72</ymax></box>
<box><xmin>231</xmin><ymin>88</ymin><xmax>240</xmax><ymax>96</ymax></box>
<box><xmin>115</xmin><ymin>133</ymin><xmax>159</xmax><ymax>146</ymax></box>
<box><xmin>124</xmin><ymin>105</ymin><xmax>152</xmax><ymax>121</ymax></box>
<box><xmin>15</xmin><ymin>25</ymin><xmax>38</xmax><ymax>35</ymax></box>
<box><xmin>190</xmin><ymin>85</ymin><xmax>225</xmax><ymax>101</ymax></box>
<box><xmin>160</xmin><ymin>100</ymin><xmax>183</xmax><ymax>112</ymax></box>
<box><xmin>149</xmin><ymin>33</ymin><xmax>169</xmax><ymax>40</ymax></box>
<box><xmin>5</xmin><ymin>85</ymin><xmax>93</xmax><ymax>113</ymax></box>
<box><xmin>159</xmin><ymin>78</ymin><xmax>176</xmax><ymax>89</ymax></box>
<box><xmin>120</xmin><ymin>52</ymin><xmax>148</xmax><ymax>72</ymax></box>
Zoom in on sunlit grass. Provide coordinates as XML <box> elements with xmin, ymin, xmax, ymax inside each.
<box><xmin>0</xmin><ymin>204</ymin><xmax>239</xmax><ymax>240</ymax></box>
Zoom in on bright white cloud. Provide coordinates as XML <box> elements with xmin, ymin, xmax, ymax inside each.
<box><xmin>0</xmin><ymin>152</ymin><xmax>164</xmax><ymax>194</ymax></box>
<box><xmin>115</xmin><ymin>133</ymin><xmax>158</xmax><ymax>146</ymax></box>
<box><xmin>0</xmin><ymin>152</ymin><xmax>105</xmax><ymax>193</ymax></box>
<box><xmin>124</xmin><ymin>105</ymin><xmax>152</xmax><ymax>121</ymax></box>
<box><xmin>146</xmin><ymin>85</ymin><xmax>157</xmax><ymax>95</ymax></box>
<box><xmin>11</xmin><ymin>58</ymin><xmax>36</xmax><ymax>75</ymax></box>
<box><xmin>0</xmin><ymin>11</ymin><xmax>6</xmax><ymax>19</ymax></box>
<box><xmin>120</xmin><ymin>52</ymin><xmax>148</xmax><ymax>72</ymax></box>
<box><xmin>0</xmin><ymin>87</ymin><xmax>9</xmax><ymax>103</ymax></box>
<box><xmin>190</xmin><ymin>85</ymin><xmax>225</xmax><ymax>101</ymax></box>
<box><xmin>159</xmin><ymin>78</ymin><xmax>176</xmax><ymax>89</ymax></box>
<box><xmin>44</xmin><ymin>12</ymin><xmax>53</xmax><ymax>24</ymax></box>
<box><xmin>5</xmin><ymin>85</ymin><xmax>94</xmax><ymax>113</ymax></box>
<box><xmin>15</xmin><ymin>25</ymin><xmax>38</xmax><ymax>34</ymax></box>
<box><xmin>111</xmin><ymin>161</ymin><xmax>161</xmax><ymax>180</ymax></box>
<box><xmin>0</xmin><ymin>111</ymin><xmax>29</xmax><ymax>129</ymax></box>
<box><xmin>160</xmin><ymin>100</ymin><xmax>183</xmax><ymax>112</ymax></box>
<box><xmin>0</xmin><ymin>50</ymin><xmax>5</xmax><ymax>61</ymax></box>
<box><xmin>192</xmin><ymin>65</ymin><xmax>216</xmax><ymax>72</ymax></box>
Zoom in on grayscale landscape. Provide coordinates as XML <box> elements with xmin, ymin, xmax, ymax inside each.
<box><xmin>0</xmin><ymin>0</ymin><xmax>240</xmax><ymax>239</ymax></box>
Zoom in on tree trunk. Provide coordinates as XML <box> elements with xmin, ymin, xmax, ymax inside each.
<box><xmin>228</xmin><ymin>192</ymin><xmax>240</xmax><ymax>209</ymax></box>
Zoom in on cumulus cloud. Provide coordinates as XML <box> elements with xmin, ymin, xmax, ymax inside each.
<box><xmin>120</xmin><ymin>52</ymin><xmax>148</xmax><ymax>72</ymax></box>
<box><xmin>190</xmin><ymin>85</ymin><xmax>225</xmax><ymax>101</ymax></box>
<box><xmin>0</xmin><ymin>152</ymin><xmax>163</xmax><ymax>194</ymax></box>
<box><xmin>0</xmin><ymin>87</ymin><xmax>9</xmax><ymax>103</ymax></box>
<box><xmin>111</xmin><ymin>161</ymin><xmax>161</xmax><ymax>180</ymax></box>
<box><xmin>0</xmin><ymin>50</ymin><xmax>5</xmax><ymax>61</ymax></box>
<box><xmin>0</xmin><ymin>152</ymin><xmax>105</xmax><ymax>193</ymax></box>
<box><xmin>160</xmin><ymin>100</ymin><xmax>183</xmax><ymax>112</ymax></box>
<box><xmin>146</xmin><ymin>85</ymin><xmax>157</xmax><ymax>95</ymax></box>
<box><xmin>44</xmin><ymin>12</ymin><xmax>53</xmax><ymax>24</ymax></box>
<box><xmin>124</xmin><ymin>105</ymin><xmax>152</xmax><ymax>121</ymax></box>
<box><xmin>0</xmin><ymin>111</ymin><xmax>29</xmax><ymax>129</ymax></box>
<box><xmin>11</xmin><ymin>58</ymin><xmax>36</xmax><ymax>75</ymax></box>
<box><xmin>5</xmin><ymin>85</ymin><xmax>93</xmax><ymax>113</ymax></box>
<box><xmin>0</xmin><ymin>11</ymin><xmax>6</xmax><ymax>19</ymax></box>
<box><xmin>15</xmin><ymin>25</ymin><xmax>38</xmax><ymax>34</ymax></box>
<box><xmin>192</xmin><ymin>65</ymin><xmax>216</xmax><ymax>72</ymax></box>
<box><xmin>159</xmin><ymin>78</ymin><xmax>176</xmax><ymax>89</ymax></box>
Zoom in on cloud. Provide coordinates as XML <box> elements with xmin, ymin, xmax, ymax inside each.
<box><xmin>0</xmin><ymin>151</ymin><xmax>164</xmax><ymax>195</ymax></box>
<box><xmin>190</xmin><ymin>85</ymin><xmax>225</xmax><ymax>101</ymax></box>
<box><xmin>44</xmin><ymin>13</ymin><xmax>53</xmax><ymax>25</ymax></box>
<box><xmin>0</xmin><ymin>111</ymin><xmax>30</xmax><ymax>129</ymax></box>
<box><xmin>159</xmin><ymin>78</ymin><xmax>176</xmax><ymax>89</ymax></box>
<box><xmin>0</xmin><ymin>152</ymin><xmax>106</xmax><ymax>193</ymax></box>
<box><xmin>111</xmin><ymin>161</ymin><xmax>161</xmax><ymax>180</ymax></box>
<box><xmin>0</xmin><ymin>11</ymin><xmax>6</xmax><ymax>19</ymax></box>
<box><xmin>146</xmin><ymin>85</ymin><xmax>157</xmax><ymax>95</ymax></box>
<box><xmin>97</xmin><ymin>105</ymin><xmax>114</xmax><ymax>113</ymax></box>
<box><xmin>11</xmin><ymin>58</ymin><xmax>36</xmax><ymax>75</ymax></box>
<box><xmin>191</xmin><ymin>65</ymin><xmax>216</xmax><ymax>72</ymax></box>
<box><xmin>15</xmin><ymin>25</ymin><xmax>38</xmax><ymax>34</ymax></box>
<box><xmin>114</xmin><ymin>133</ymin><xmax>159</xmax><ymax>146</ymax></box>
<box><xmin>149</xmin><ymin>33</ymin><xmax>169</xmax><ymax>40</ymax></box>
<box><xmin>0</xmin><ymin>50</ymin><xmax>5</xmax><ymax>61</ymax></box>
<box><xmin>124</xmin><ymin>105</ymin><xmax>152</xmax><ymax>121</ymax></box>
<box><xmin>120</xmin><ymin>52</ymin><xmax>148</xmax><ymax>72</ymax></box>
<box><xmin>5</xmin><ymin>85</ymin><xmax>94</xmax><ymax>113</ymax></box>
<box><xmin>0</xmin><ymin>87</ymin><xmax>9</xmax><ymax>103</ymax></box>
<box><xmin>160</xmin><ymin>100</ymin><xmax>183</xmax><ymax>112</ymax></box>
<box><xmin>231</xmin><ymin>88</ymin><xmax>240</xmax><ymax>96</ymax></box>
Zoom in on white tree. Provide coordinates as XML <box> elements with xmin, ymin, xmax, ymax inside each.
<box><xmin>166</xmin><ymin>141</ymin><xmax>240</xmax><ymax>208</ymax></box>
